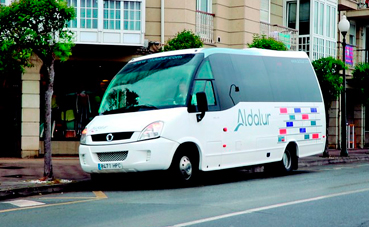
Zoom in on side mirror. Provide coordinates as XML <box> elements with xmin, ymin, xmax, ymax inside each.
<box><xmin>196</xmin><ymin>92</ymin><xmax>208</xmax><ymax>122</ymax></box>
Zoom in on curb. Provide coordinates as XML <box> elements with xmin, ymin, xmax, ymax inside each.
<box><xmin>299</xmin><ymin>156</ymin><xmax>369</xmax><ymax>167</ymax></box>
<box><xmin>0</xmin><ymin>180</ymin><xmax>89</xmax><ymax>201</ymax></box>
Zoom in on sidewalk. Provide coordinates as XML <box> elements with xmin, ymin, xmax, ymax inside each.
<box><xmin>1</xmin><ymin>149</ymin><xmax>369</xmax><ymax>201</ymax></box>
<box><xmin>0</xmin><ymin>157</ymin><xmax>90</xmax><ymax>200</ymax></box>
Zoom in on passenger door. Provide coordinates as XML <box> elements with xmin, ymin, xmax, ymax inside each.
<box><xmin>189</xmin><ymin>60</ymin><xmax>224</xmax><ymax>171</ymax></box>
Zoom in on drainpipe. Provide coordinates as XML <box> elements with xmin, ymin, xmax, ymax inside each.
<box><xmin>161</xmin><ymin>0</ymin><xmax>165</xmax><ymax>45</ymax></box>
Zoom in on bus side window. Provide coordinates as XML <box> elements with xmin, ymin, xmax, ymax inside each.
<box><xmin>191</xmin><ymin>80</ymin><xmax>216</xmax><ymax>106</ymax></box>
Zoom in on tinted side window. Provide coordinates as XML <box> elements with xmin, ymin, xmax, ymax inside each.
<box><xmin>230</xmin><ymin>54</ymin><xmax>322</xmax><ymax>102</ymax></box>
<box><xmin>208</xmin><ymin>54</ymin><xmax>240</xmax><ymax>110</ymax></box>
<box><xmin>263</xmin><ymin>57</ymin><xmax>303</xmax><ymax>102</ymax></box>
<box><xmin>230</xmin><ymin>55</ymin><xmax>274</xmax><ymax>102</ymax></box>
<box><xmin>263</xmin><ymin>57</ymin><xmax>322</xmax><ymax>102</ymax></box>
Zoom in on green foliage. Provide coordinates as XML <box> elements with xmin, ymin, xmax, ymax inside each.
<box><xmin>162</xmin><ymin>30</ymin><xmax>203</xmax><ymax>52</ymax></box>
<box><xmin>0</xmin><ymin>39</ymin><xmax>32</xmax><ymax>76</ymax></box>
<box><xmin>312</xmin><ymin>57</ymin><xmax>345</xmax><ymax>110</ymax></box>
<box><xmin>0</xmin><ymin>0</ymin><xmax>75</xmax><ymax>178</ymax></box>
<box><xmin>247</xmin><ymin>34</ymin><xmax>288</xmax><ymax>51</ymax></box>
<box><xmin>352</xmin><ymin>63</ymin><xmax>369</xmax><ymax>106</ymax></box>
<box><xmin>0</xmin><ymin>0</ymin><xmax>75</xmax><ymax>70</ymax></box>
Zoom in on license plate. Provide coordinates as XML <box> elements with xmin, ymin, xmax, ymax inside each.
<box><xmin>98</xmin><ymin>163</ymin><xmax>123</xmax><ymax>170</ymax></box>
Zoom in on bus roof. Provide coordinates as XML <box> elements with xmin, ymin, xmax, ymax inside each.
<box><xmin>129</xmin><ymin>48</ymin><xmax>309</xmax><ymax>63</ymax></box>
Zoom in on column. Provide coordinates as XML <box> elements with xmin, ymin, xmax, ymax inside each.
<box><xmin>21</xmin><ymin>55</ymin><xmax>42</xmax><ymax>158</ymax></box>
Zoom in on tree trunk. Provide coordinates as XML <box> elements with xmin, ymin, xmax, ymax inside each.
<box><xmin>43</xmin><ymin>58</ymin><xmax>55</xmax><ymax>180</ymax></box>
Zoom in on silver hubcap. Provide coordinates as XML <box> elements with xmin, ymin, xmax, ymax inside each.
<box><xmin>179</xmin><ymin>156</ymin><xmax>192</xmax><ymax>180</ymax></box>
<box><xmin>282</xmin><ymin>151</ymin><xmax>291</xmax><ymax>170</ymax></box>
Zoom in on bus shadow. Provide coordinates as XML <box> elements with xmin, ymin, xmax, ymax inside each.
<box><xmin>82</xmin><ymin>167</ymin><xmax>314</xmax><ymax>192</ymax></box>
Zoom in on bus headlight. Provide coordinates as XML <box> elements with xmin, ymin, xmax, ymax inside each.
<box><xmin>80</xmin><ymin>128</ymin><xmax>88</xmax><ymax>144</ymax></box>
<box><xmin>138</xmin><ymin>121</ymin><xmax>164</xmax><ymax>141</ymax></box>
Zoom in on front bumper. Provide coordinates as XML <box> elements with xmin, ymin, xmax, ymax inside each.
<box><xmin>79</xmin><ymin>137</ymin><xmax>178</xmax><ymax>173</ymax></box>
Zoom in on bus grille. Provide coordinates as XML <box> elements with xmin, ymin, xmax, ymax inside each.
<box><xmin>97</xmin><ymin>151</ymin><xmax>128</xmax><ymax>162</ymax></box>
<box><xmin>91</xmin><ymin>132</ymin><xmax>134</xmax><ymax>142</ymax></box>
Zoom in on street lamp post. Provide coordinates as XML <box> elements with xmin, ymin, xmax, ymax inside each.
<box><xmin>338</xmin><ymin>15</ymin><xmax>350</xmax><ymax>157</ymax></box>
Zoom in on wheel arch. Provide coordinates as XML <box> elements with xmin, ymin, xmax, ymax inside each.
<box><xmin>171</xmin><ymin>141</ymin><xmax>202</xmax><ymax>170</ymax></box>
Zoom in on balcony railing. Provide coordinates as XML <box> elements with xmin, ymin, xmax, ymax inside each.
<box><xmin>299</xmin><ymin>35</ymin><xmax>310</xmax><ymax>56</ymax></box>
<box><xmin>260</xmin><ymin>22</ymin><xmax>298</xmax><ymax>51</ymax></box>
<box><xmin>196</xmin><ymin>10</ymin><xmax>214</xmax><ymax>44</ymax></box>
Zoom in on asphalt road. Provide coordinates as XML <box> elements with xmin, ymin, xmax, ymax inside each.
<box><xmin>1</xmin><ymin>162</ymin><xmax>369</xmax><ymax>227</ymax></box>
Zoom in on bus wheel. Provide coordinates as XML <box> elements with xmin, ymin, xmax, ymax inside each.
<box><xmin>280</xmin><ymin>149</ymin><xmax>293</xmax><ymax>172</ymax></box>
<box><xmin>170</xmin><ymin>150</ymin><xmax>198</xmax><ymax>185</ymax></box>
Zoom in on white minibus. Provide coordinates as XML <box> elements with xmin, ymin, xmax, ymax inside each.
<box><xmin>79</xmin><ymin>48</ymin><xmax>326</xmax><ymax>183</ymax></box>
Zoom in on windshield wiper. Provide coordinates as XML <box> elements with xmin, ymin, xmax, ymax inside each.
<box><xmin>101</xmin><ymin>104</ymin><xmax>158</xmax><ymax>115</ymax></box>
<box><xmin>133</xmin><ymin>104</ymin><xmax>158</xmax><ymax>111</ymax></box>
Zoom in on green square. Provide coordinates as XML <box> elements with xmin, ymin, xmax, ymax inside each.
<box><xmin>311</xmin><ymin>121</ymin><xmax>316</xmax><ymax>126</ymax></box>
<box><xmin>289</xmin><ymin>115</ymin><xmax>295</xmax><ymax>120</ymax></box>
<box><xmin>304</xmin><ymin>134</ymin><xmax>310</xmax><ymax>139</ymax></box>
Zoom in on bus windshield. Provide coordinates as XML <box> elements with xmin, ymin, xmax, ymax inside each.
<box><xmin>99</xmin><ymin>53</ymin><xmax>203</xmax><ymax>115</ymax></box>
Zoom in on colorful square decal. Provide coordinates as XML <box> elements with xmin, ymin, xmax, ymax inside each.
<box><xmin>280</xmin><ymin>108</ymin><xmax>287</xmax><ymax>114</ymax></box>
<box><xmin>286</xmin><ymin>122</ymin><xmax>293</xmax><ymax>127</ymax></box>
<box><xmin>278</xmin><ymin>136</ymin><xmax>285</xmax><ymax>142</ymax></box>
<box><xmin>304</xmin><ymin>134</ymin><xmax>310</xmax><ymax>139</ymax></box>
<box><xmin>294</xmin><ymin>108</ymin><xmax>301</xmax><ymax>113</ymax></box>
<box><xmin>312</xmin><ymin>134</ymin><xmax>319</xmax><ymax>139</ymax></box>
<box><xmin>289</xmin><ymin>115</ymin><xmax>295</xmax><ymax>120</ymax></box>
<box><xmin>311</xmin><ymin>121</ymin><xmax>316</xmax><ymax>126</ymax></box>
<box><xmin>300</xmin><ymin>128</ymin><xmax>306</xmax><ymax>133</ymax></box>
<box><xmin>311</xmin><ymin>108</ymin><xmax>317</xmax><ymax>113</ymax></box>
<box><xmin>280</xmin><ymin>129</ymin><xmax>287</xmax><ymax>134</ymax></box>
<box><xmin>302</xmin><ymin>114</ymin><xmax>309</xmax><ymax>120</ymax></box>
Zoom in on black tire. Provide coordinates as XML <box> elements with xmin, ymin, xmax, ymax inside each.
<box><xmin>279</xmin><ymin>148</ymin><xmax>293</xmax><ymax>172</ymax></box>
<box><xmin>169</xmin><ymin>150</ymin><xmax>199</xmax><ymax>186</ymax></box>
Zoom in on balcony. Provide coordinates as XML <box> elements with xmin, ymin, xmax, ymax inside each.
<box><xmin>346</xmin><ymin>8</ymin><xmax>369</xmax><ymax>20</ymax></box>
<box><xmin>260</xmin><ymin>22</ymin><xmax>298</xmax><ymax>51</ymax></box>
<box><xmin>67</xmin><ymin>0</ymin><xmax>145</xmax><ymax>46</ymax></box>
<box><xmin>196</xmin><ymin>10</ymin><xmax>214</xmax><ymax>45</ymax></box>
<box><xmin>338</xmin><ymin>0</ymin><xmax>361</xmax><ymax>10</ymax></box>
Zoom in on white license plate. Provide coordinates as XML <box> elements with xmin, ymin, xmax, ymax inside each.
<box><xmin>98</xmin><ymin>163</ymin><xmax>123</xmax><ymax>170</ymax></box>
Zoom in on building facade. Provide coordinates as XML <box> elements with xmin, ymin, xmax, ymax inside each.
<box><xmin>1</xmin><ymin>0</ymin><xmax>368</xmax><ymax>157</ymax></box>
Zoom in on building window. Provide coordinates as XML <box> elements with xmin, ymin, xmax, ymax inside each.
<box><xmin>286</xmin><ymin>1</ymin><xmax>297</xmax><ymax>29</ymax></box>
<box><xmin>350</xmin><ymin>22</ymin><xmax>356</xmax><ymax>46</ymax></box>
<box><xmin>299</xmin><ymin>0</ymin><xmax>310</xmax><ymax>35</ymax></box>
<box><xmin>67</xmin><ymin>0</ymin><xmax>78</xmax><ymax>28</ymax></box>
<box><xmin>123</xmin><ymin>1</ymin><xmax>141</xmax><ymax>30</ymax></box>
<box><xmin>80</xmin><ymin>0</ymin><xmax>98</xmax><ymax>29</ymax></box>
<box><xmin>326</xmin><ymin>5</ymin><xmax>331</xmax><ymax>37</ymax></box>
<box><xmin>104</xmin><ymin>0</ymin><xmax>121</xmax><ymax>30</ymax></box>
<box><xmin>260</xmin><ymin>0</ymin><xmax>270</xmax><ymax>23</ymax></box>
<box><xmin>197</xmin><ymin>0</ymin><xmax>212</xmax><ymax>13</ymax></box>
<box><xmin>313</xmin><ymin>2</ymin><xmax>325</xmax><ymax>36</ymax></box>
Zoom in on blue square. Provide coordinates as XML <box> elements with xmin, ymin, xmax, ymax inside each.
<box><xmin>294</xmin><ymin>108</ymin><xmax>301</xmax><ymax>113</ymax></box>
<box><xmin>300</xmin><ymin>128</ymin><xmax>306</xmax><ymax>133</ymax></box>
<box><xmin>311</xmin><ymin>108</ymin><xmax>317</xmax><ymax>113</ymax></box>
<box><xmin>286</xmin><ymin>122</ymin><xmax>293</xmax><ymax>127</ymax></box>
